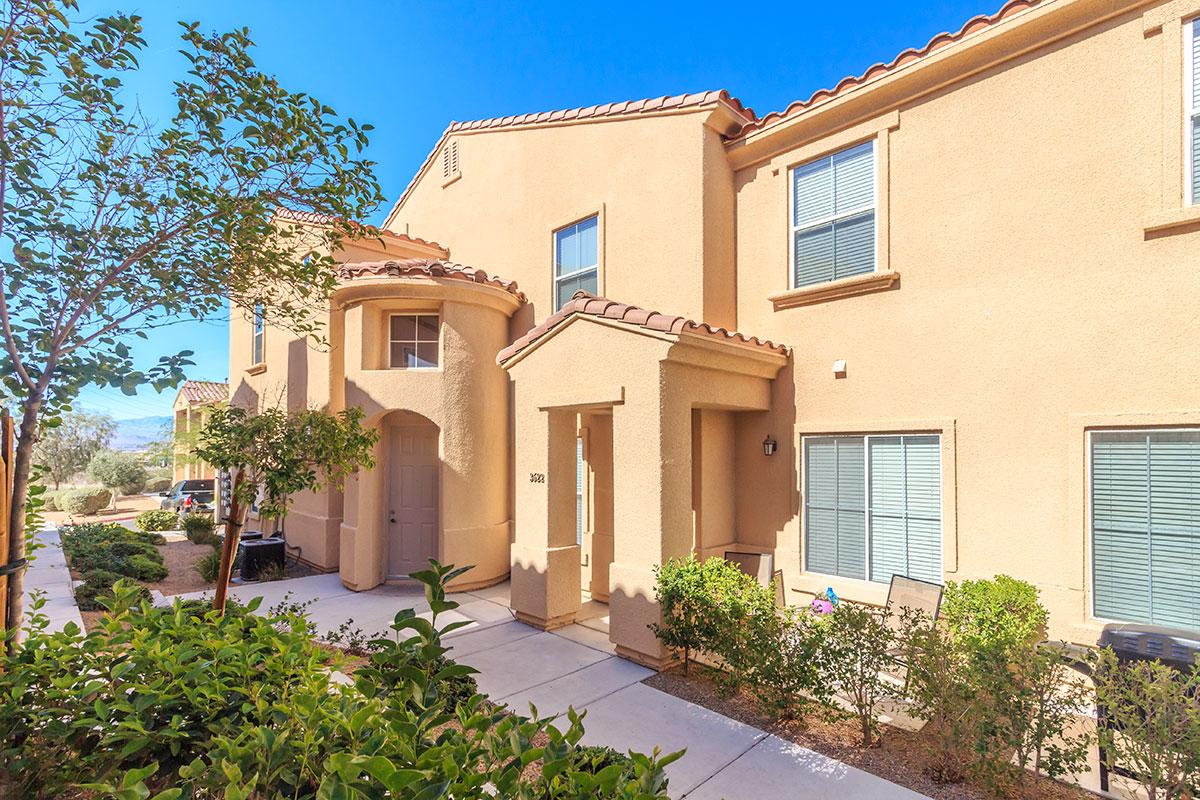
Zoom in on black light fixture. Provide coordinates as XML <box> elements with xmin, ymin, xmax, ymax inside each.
<box><xmin>762</xmin><ymin>435</ymin><xmax>778</xmax><ymax>456</ymax></box>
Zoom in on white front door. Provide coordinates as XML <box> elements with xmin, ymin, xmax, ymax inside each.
<box><xmin>387</xmin><ymin>422</ymin><xmax>439</xmax><ymax>578</ymax></box>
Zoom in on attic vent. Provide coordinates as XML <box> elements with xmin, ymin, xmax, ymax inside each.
<box><xmin>442</xmin><ymin>139</ymin><xmax>459</xmax><ymax>180</ymax></box>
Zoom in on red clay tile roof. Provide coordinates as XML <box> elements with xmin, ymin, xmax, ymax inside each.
<box><xmin>447</xmin><ymin>90</ymin><xmax>755</xmax><ymax>133</ymax></box>
<box><xmin>497</xmin><ymin>292</ymin><xmax>788</xmax><ymax>365</ymax></box>
<box><xmin>274</xmin><ymin>207</ymin><xmax>449</xmax><ymax>256</ymax></box>
<box><xmin>336</xmin><ymin>258</ymin><xmax>526</xmax><ymax>302</ymax></box>
<box><xmin>179</xmin><ymin>380</ymin><xmax>228</xmax><ymax>406</ymax></box>
<box><xmin>735</xmin><ymin>0</ymin><xmax>1041</xmax><ymax>137</ymax></box>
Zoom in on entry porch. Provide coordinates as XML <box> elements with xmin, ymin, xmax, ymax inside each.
<box><xmin>499</xmin><ymin>293</ymin><xmax>789</xmax><ymax>667</ymax></box>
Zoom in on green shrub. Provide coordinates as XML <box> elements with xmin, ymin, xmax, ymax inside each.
<box><xmin>2</xmin><ymin>564</ymin><xmax>680</xmax><ymax>799</ymax></box>
<box><xmin>42</xmin><ymin>489</ymin><xmax>63</xmax><ymax>512</ymax></box>
<box><xmin>1092</xmin><ymin>647</ymin><xmax>1200</xmax><ymax>800</ymax></box>
<box><xmin>134</xmin><ymin>509</ymin><xmax>180</xmax><ymax>532</ymax></box>
<box><xmin>651</xmin><ymin>555</ymin><xmax>776</xmax><ymax>682</ymax></box>
<box><xmin>941</xmin><ymin>575</ymin><xmax>1048</xmax><ymax>661</ymax></box>
<box><xmin>74</xmin><ymin>570</ymin><xmax>126</xmax><ymax>611</ymax></box>
<box><xmin>821</xmin><ymin>601</ymin><xmax>900</xmax><ymax>747</ymax></box>
<box><xmin>127</xmin><ymin>554</ymin><xmax>168</xmax><ymax>582</ymax></box>
<box><xmin>750</xmin><ymin>606</ymin><xmax>834</xmax><ymax>720</ymax></box>
<box><xmin>195</xmin><ymin>547</ymin><xmax>222</xmax><ymax>583</ymax></box>
<box><xmin>182</xmin><ymin>513</ymin><xmax>219</xmax><ymax>545</ymax></box>
<box><xmin>60</xmin><ymin>486</ymin><xmax>112</xmax><ymax>516</ymax></box>
<box><xmin>86</xmin><ymin>450</ymin><xmax>147</xmax><ymax>503</ymax></box>
<box><xmin>118</xmin><ymin>478</ymin><xmax>146</xmax><ymax>496</ymax></box>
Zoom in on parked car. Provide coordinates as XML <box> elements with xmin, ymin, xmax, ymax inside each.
<box><xmin>160</xmin><ymin>479</ymin><xmax>215</xmax><ymax>514</ymax></box>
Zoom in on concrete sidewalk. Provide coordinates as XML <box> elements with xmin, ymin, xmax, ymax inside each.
<box><xmin>172</xmin><ymin>575</ymin><xmax>929</xmax><ymax>799</ymax></box>
<box><xmin>22</xmin><ymin>527</ymin><xmax>84</xmax><ymax>633</ymax></box>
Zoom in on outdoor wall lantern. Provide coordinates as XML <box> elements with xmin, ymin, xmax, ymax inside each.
<box><xmin>762</xmin><ymin>435</ymin><xmax>778</xmax><ymax>456</ymax></box>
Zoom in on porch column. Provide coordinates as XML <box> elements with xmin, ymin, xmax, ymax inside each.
<box><xmin>510</xmin><ymin>407</ymin><xmax>582</xmax><ymax>629</ymax></box>
<box><xmin>339</xmin><ymin>418</ymin><xmax>386</xmax><ymax>591</ymax></box>
<box><xmin>608</xmin><ymin>388</ymin><xmax>693</xmax><ymax>668</ymax></box>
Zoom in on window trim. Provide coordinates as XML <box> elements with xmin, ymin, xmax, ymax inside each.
<box><xmin>1187</xmin><ymin>16</ymin><xmax>1198</xmax><ymax>207</ymax></box>
<box><xmin>1086</xmin><ymin>426</ymin><xmax>1200</xmax><ymax>627</ymax></box>
<box><xmin>552</xmin><ymin>209</ymin><xmax>604</xmax><ymax>309</ymax></box>
<box><xmin>1142</xmin><ymin>4</ymin><xmax>1200</xmax><ymax>232</ymax></box>
<box><xmin>251</xmin><ymin>304</ymin><xmax>265</xmax><ymax>367</ymax></box>
<box><xmin>771</xmin><ymin>111</ymin><xmax>900</xmax><ymax>310</ymax></box>
<box><xmin>787</xmin><ymin>139</ymin><xmax>879</xmax><ymax>290</ymax></box>
<box><xmin>387</xmin><ymin>312</ymin><xmax>441</xmax><ymax>370</ymax></box>
<box><xmin>801</xmin><ymin>431</ymin><xmax>944</xmax><ymax>586</ymax></box>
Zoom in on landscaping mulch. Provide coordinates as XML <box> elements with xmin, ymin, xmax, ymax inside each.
<box><xmin>154</xmin><ymin>539</ymin><xmax>217</xmax><ymax>596</ymax></box>
<box><xmin>644</xmin><ymin>666</ymin><xmax>1094</xmax><ymax>800</ymax></box>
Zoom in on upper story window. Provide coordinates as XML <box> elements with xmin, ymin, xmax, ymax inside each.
<box><xmin>554</xmin><ymin>216</ymin><xmax>598</xmax><ymax>309</ymax></box>
<box><xmin>1091</xmin><ymin>429</ymin><xmax>1200</xmax><ymax>629</ymax></box>
<box><xmin>1188</xmin><ymin>18</ymin><xmax>1198</xmax><ymax>204</ymax></box>
<box><xmin>389</xmin><ymin>313</ymin><xmax>439</xmax><ymax>369</ymax></box>
<box><xmin>804</xmin><ymin>433</ymin><xmax>942</xmax><ymax>585</ymax></box>
<box><xmin>791</xmin><ymin>141</ymin><xmax>876</xmax><ymax>288</ymax></box>
<box><xmin>251</xmin><ymin>304</ymin><xmax>265</xmax><ymax>365</ymax></box>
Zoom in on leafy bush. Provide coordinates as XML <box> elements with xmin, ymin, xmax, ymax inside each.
<box><xmin>821</xmin><ymin>601</ymin><xmax>900</xmax><ymax>747</ymax></box>
<box><xmin>2</xmin><ymin>564</ymin><xmax>680</xmax><ymax>799</ymax></box>
<box><xmin>651</xmin><ymin>555</ymin><xmax>776</xmax><ymax>682</ymax></box>
<box><xmin>118</xmin><ymin>478</ymin><xmax>146</xmax><ymax>495</ymax></box>
<box><xmin>941</xmin><ymin>575</ymin><xmax>1048</xmax><ymax>662</ymax></box>
<box><xmin>42</xmin><ymin>489</ymin><xmax>63</xmax><ymax>512</ymax></box>
<box><xmin>1092</xmin><ymin>647</ymin><xmax>1200</xmax><ymax>800</ymax></box>
<box><xmin>195</xmin><ymin>547</ymin><xmax>221</xmax><ymax>583</ymax></box>
<box><xmin>750</xmin><ymin>605</ymin><xmax>833</xmax><ymax>720</ymax></box>
<box><xmin>61</xmin><ymin>486</ymin><xmax>112</xmax><ymax>516</ymax></box>
<box><xmin>135</xmin><ymin>509</ymin><xmax>180</xmax><ymax>532</ymax></box>
<box><xmin>181</xmin><ymin>512</ymin><xmax>216</xmax><ymax>542</ymax></box>
<box><xmin>75</xmin><ymin>572</ymin><xmax>151</xmax><ymax>612</ymax></box>
<box><xmin>86</xmin><ymin>450</ymin><xmax>148</xmax><ymax>502</ymax></box>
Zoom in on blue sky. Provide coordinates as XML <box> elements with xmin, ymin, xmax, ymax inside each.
<box><xmin>70</xmin><ymin>0</ymin><xmax>996</xmax><ymax>419</ymax></box>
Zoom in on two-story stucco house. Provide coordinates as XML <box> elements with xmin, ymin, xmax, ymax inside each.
<box><xmin>230</xmin><ymin>0</ymin><xmax>1200</xmax><ymax>666</ymax></box>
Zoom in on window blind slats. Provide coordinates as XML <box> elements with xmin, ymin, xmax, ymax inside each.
<box><xmin>833</xmin><ymin>211</ymin><xmax>875</xmax><ymax>280</ymax></box>
<box><xmin>1092</xmin><ymin>431</ymin><xmax>1200</xmax><ymax>629</ymax></box>
<box><xmin>1192</xmin><ymin>20</ymin><xmax>1199</xmax><ymax>203</ymax></box>
<box><xmin>1191</xmin><ymin>115</ymin><xmax>1199</xmax><ymax>204</ymax></box>
<box><xmin>791</xmin><ymin>142</ymin><xmax>876</xmax><ymax>288</ymax></box>
<box><xmin>806</xmin><ymin>434</ymin><xmax>941</xmax><ymax>586</ymax></box>
<box><xmin>794</xmin><ymin>160</ymin><xmax>834</xmax><ymax>228</ymax></box>
<box><xmin>833</xmin><ymin>142</ymin><xmax>875</xmax><ymax>213</ymax></box>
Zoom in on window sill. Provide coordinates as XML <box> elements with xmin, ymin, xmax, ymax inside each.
<box><xmin>1144</xmin><ymin>205</ymin><xmax>1200</xmax><ymax>235</ymax></box>
<box><xmin>246</xmin><ymin>363</ymin><xmax>267</xmax><ymax>376</ymax></box>
<box><xmin>441</xmin><ymin>171</ymin><xmax>461</xmax><ymax>188</ymax></box>
<box><xmin>769</xmin><ymin>270</ymin><xmax>899</xmax><ymax>310</ymax></box>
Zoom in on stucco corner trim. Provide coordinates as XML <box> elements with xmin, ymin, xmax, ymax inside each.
<box><xmin>769</xmin><ymin>270</ymin><xmax>900</xmax><ymax>310</ymax></box>
<box><xmin>1143</xmin><ymin>0</ymin><xmax>1200</xmax><ymax>35</ymax></box>
<box><xmin>536</xmin><ymin>384</ymin><xmax>625</xmax><ymax>410</ymax></box>
<box><xmin>245</xmin><ymin>363</ymin><xmax>267</xmax><ymax>376</ymax></box>
<box><xmin>1144</xmin><ymin>204</ymin><xmax>1200</xmax><ymax>235</ymax></box>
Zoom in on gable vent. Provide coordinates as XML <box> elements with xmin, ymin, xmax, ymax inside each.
<box><xmin>442</xmin><ymin>139</ymin><xmax>459</xmax><ymax>179</ymax></box>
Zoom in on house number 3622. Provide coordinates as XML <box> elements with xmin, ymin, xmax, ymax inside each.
<box><xmin>529</xmin><ymin>472</ymin><xmax>546</xmax><ymax>484</ymax></box>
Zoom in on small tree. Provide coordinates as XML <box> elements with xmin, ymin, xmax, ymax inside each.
<box><xmin>31</xmin><ymin>411</ymin><xmax>115</xmax><ymax>488</ymax></box>
<box><xmin>86</xmin><ymin>450</ymin><xmax>147</xmax><ymax>507</ymax></box>
<box><xmin>195</xmin><ymin>405</ymin><xmax>378</xmax><ymax>613</ymax></box>
<box><xmin>822</xmin><ymin>601</ymin><xmax>899</xmax><ymax>748</ymax></box>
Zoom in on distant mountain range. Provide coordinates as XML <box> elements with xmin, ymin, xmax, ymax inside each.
<box><xmin>111</xmin><ymin>415</ymin><xmax>172</xmax><ymax>451</ymax></box>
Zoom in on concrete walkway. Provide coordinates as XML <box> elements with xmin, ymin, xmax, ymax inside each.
<box><xmin>172</xmin><ymin>575</ymin><xmax>929</xmax><ymax>799</ymax></box>
<box><xmin>21</xmin><ymin>527</ymin><xmax>84</xmax><ymax>633</ymax></box>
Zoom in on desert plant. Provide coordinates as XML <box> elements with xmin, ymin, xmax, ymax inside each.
<box><xmin>1000</xmin><ymin>645</ymin><xmax>1093</xmax><ymax>784</ymax></box>
<box><xmin>195</xmin><ymin>547</ymin><xmax>222</xmax><ymax>583</ymax></box>
<box><xmin>60</xmin><ymin>523</ymin><xmax>167</xmax><ymax>583</ymax></box>
<box><xmin>821</xmin><ymin>601</ymin><xmax>899</xmax><ymax>748</ymax></box>
<box><xmin>135</xmin><ymin>509</ymin><xmax>180</xmax><ymax>533</ymax></box>
<box><xmin>60</xmin><ymin>486</ymin><xmax>112</xmax><ymax>516</ymax></box>
<box><xmin>182</xmin><ymin>513</ymin><xmax>219</xmax><ymax>545</ymax></box>
<box><xmin>1092</xmin><ymin>647</ymin><xmax>1200</xmax><ymax>800</ymax></box>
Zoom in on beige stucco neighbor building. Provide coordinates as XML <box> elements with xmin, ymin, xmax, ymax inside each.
<box><xmin>172</xmin><ymin>380</ymin><xmax>228</xmax><ymax>482</ymax></box>
<box><xmin>231</xmin><ymin>0</ymin><xmax>1200</xmax><ymax>666</ymax></box>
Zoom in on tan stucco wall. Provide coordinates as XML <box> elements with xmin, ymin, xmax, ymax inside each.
<box><xmin>390</xmin><ymin>112</ymin><xmax>740</xmax><ymax>330</ymax></box>
<box><xmin>731</xmin><ymin>2</ymin><xmax>1200</xmax><ymax>643</ymax></box>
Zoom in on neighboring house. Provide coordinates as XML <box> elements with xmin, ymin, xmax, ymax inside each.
<box><xmin>172</xmin><ymin>380</ymin><xmax>228</xmax><ymax>482</ymax></box>
<box><xmin>231</xmin><ymin>0</ymin><xmax>1200</xmax><ymax>667</ymax></box>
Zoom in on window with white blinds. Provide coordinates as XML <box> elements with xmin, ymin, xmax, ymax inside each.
<box><xmin>1188</xmin><ymin>18</ymin><xmax>1199</xmax><ymax>204</ymax></box>
<box><xmin>1091</xmin><ymin>430</ymin><xmax>1200</xmax><ymax>629</ymax></box>
<box><xmin>791</xmin><ymin>141</ymin><xmax>876</xmax><ymax>288</ymax></box>
<box><xmin>576</xmin><ymin>437</ymin><xmax>584</xmax><ymax>546</ymax></box>
<box><xmin>555</xmin><ymin>216</ymin><xmax>599</xmax><ymax>309</ymax></box>
<box><xmin>804</xmin><ymin>434</ymin><xmax>942</xmax><ymax>584</ymax></box>
<box><xmin>251</xmin><ymin>304</ymin><xmax>265</xmax><ymax>365</ymax></box>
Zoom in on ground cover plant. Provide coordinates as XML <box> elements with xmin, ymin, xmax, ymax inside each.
<box><xmin>0</xmin><ymin>562</ymin><xmax>680</xmax><ymax>798</ymax></box>
<box><xmin>59</xmin><ymin>522</ymin><xmax>168</xmax><ymax>608</ymax></box>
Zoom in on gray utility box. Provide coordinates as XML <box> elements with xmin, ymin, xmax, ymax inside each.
<box><xmin>239</xmin><ymin>537</ymin><xmax>285</xmax><ymax>582</ymax></box>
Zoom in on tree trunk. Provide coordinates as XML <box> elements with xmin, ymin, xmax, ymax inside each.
<box><xmin>212</xmin><ymin>469</ymin><xmax>244</xmax><ymax>616</ymax></box>
<box><xmin>5</xmin><ymin>394</ymin><xmax>43</xmax><ymax>645</ymax></box>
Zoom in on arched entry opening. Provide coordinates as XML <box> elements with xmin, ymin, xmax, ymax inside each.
<box><xmin>384</xmin><ymin>410</ymin><xmax>441</xmax><ymax>579</ymax></box>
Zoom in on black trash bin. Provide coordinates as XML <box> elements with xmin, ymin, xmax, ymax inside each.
<box><xmin>239</xmin><ymin>537</ymin><xmax>286</xmax><ymax>582</ymax></box>
<box><xmin>1096</xmin><ymin>622</ymin><xmax>1200</xmax><ymax>792</ymax></box>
